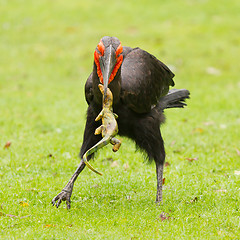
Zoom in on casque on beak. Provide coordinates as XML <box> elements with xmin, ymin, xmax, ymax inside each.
<box><xmin>99</xmin><ymin>45</ymin><xmax>116</xmax><ymax>99</ymax></box>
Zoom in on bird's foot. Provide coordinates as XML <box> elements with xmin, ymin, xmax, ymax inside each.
<box><xmin>52</xmin><ymin>183</ymin><xmax>73</xmax><ymax>209</ymax></box>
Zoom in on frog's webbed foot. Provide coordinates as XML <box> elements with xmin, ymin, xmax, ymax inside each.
<box><xmin>95</xmin><ymin>125</ymin><xmax>103</xmax><ymax>135</ymax></box>
<box><xmin>95</xmin><ymin>110</ymin><xmax>104</xmax><ymax>122</ymax></box>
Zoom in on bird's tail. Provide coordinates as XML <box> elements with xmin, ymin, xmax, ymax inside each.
<box><xmin>157</xmin><ymin>89</ymin><xmax>190</xmax><ymax>110</ymax></box>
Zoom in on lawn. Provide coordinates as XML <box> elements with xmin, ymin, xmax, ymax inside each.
<box><xmin>0</xmin><ymin>0</ymin><xmax>240</xmax><ymax>239</ymax></box>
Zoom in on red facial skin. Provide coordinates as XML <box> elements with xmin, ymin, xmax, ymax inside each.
<box><xmin>94</xmin><ymin>40</ymin><xmax>123</xmax><ymax>84</ymax></box>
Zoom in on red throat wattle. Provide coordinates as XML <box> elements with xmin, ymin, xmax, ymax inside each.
<box><xmin>94</xmin><ymin>41</ymin><xmax>123</xmax><ymax>84</ymax></box>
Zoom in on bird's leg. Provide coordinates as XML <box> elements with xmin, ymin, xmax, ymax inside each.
<box><xmin>52</xmin><ymin>104</ymin><xmax>102</xmax><ymax>209</ymax></box>
<box><xmin>52</xmin><ymin>160</ymin><xmax>85</xmax><ymax>209</ymax></box>
<box><xmin>156</xmin><ymin>162</ymin><xmax>164</xmax><ymax>203</ymax></box>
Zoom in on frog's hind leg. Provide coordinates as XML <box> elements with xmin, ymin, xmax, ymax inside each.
<box><xmin>111</xmin><ymin>138</ymin><xmax>121</xmax><ymax>152</ymax></box>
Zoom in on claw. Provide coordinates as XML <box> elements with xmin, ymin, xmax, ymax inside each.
<box><xmin>52</xmin><ymin>187</ymin><xmax>73</xmax><ymax>209</ymax></box>
<box><xmin>52</xmin><ymin>199</ymin><xmax>56</xmax><ymax>206</ymax></box>
<box><xmin>56</xmin><ymin>199</ymin><xmax>61</xmax><ymax>208</ymax></box>
<box><xmin>66</xmin><ymin>200</ymin><xmax>71</xmax><ymax>210</ymax></box>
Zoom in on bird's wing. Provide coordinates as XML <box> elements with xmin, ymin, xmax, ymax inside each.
<box><xmin>120</xmin><ymin>47</ymin><xmax>175</xmax><ymax>113</ymax></box>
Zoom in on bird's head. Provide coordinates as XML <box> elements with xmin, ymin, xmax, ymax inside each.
<box><xmin>94</xmin><ymin>36</ymin><xmax>123</xmax><ymax>99</ymax></box>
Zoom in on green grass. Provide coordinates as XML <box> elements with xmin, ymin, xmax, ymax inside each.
<box><xmin>1</xmin><ymin>0</ymin><xmax>240</xmax><ymax>239</ymax></box>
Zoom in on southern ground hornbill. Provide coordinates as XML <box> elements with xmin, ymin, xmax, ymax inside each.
<box><xmin>52</xmin><ymin>36</ymin><xmax>190</xmax><ymax>209</ymax></box>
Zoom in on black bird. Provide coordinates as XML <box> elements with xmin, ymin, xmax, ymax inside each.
<box><xmin>52</xmin><ymin>36</ymin><xmax>190</xmax><ymax>209</ymax></box>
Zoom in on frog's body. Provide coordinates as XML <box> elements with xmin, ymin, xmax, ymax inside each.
<box><xmin>83</xmin><ymin>84</ymin><xmax>121</xmax><ymax>175</ymax></box>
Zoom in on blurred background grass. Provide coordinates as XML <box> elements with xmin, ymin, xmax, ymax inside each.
<box><xmin>0</xmin><ymin>0</ymin><xmax>240</xmax><ymax>239</ymax></box>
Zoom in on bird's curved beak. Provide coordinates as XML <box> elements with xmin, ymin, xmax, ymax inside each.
<box><xmin>99</xmin><ymin>45</ymin><xmax>116</xmax><ymax>99</ymax></box>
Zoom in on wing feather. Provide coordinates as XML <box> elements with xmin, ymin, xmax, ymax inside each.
<box><xmin>85</xmin><ymin>72</ymin><xmax>93</xmax><ymax>104</ymax></box>
<box><xmin>120</xmin><ymin>48</ymin><xmax>175</xmax><ymax>113</ymax></box>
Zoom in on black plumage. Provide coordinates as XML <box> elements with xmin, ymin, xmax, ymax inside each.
<box><xmin>52</xmin><ymin>36</ymin><xmax>190</xmax><ymax>209</ymax></box>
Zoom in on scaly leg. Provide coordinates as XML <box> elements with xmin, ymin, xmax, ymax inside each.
<box><xmin>156</xmin><ymin>162</ymin><xmax>164</xmax><ymax>203</ymax></box>
<box><xmin>52</xmin><ymin>104</ymin><xmax>101</xmax><ymax>209</ymax></box>
<box><xmin>125</xmin><ymin>112</ymin><xmax>165</xmax><ymax>203</ymax></box>
<box><xmin>52</xmin><ymin>160</ymin><xmax>85</xmax><ymax>209</ymax></box>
